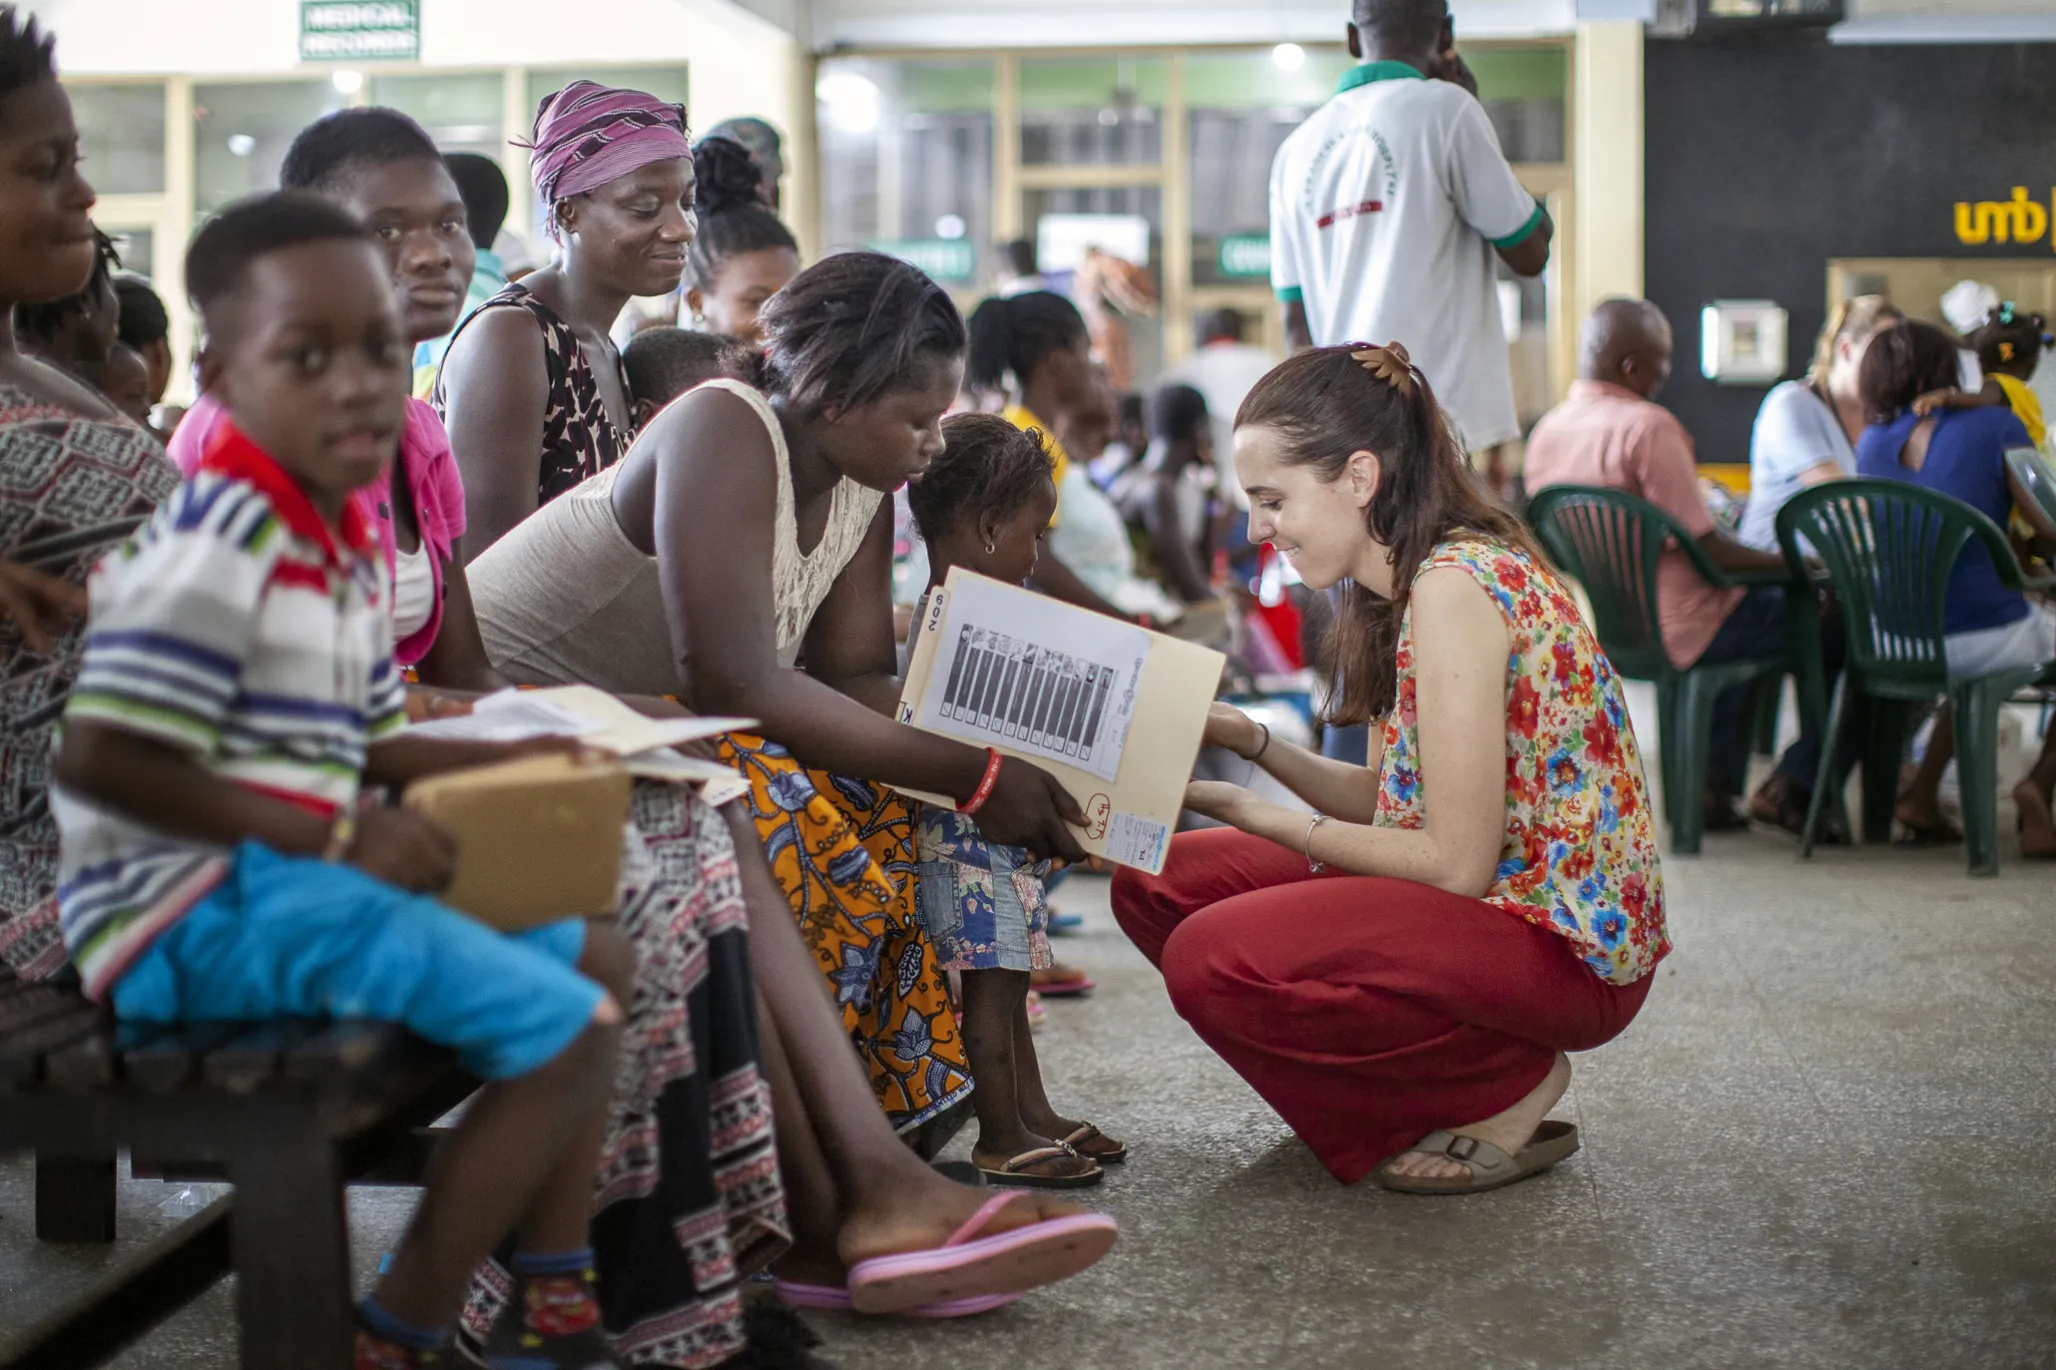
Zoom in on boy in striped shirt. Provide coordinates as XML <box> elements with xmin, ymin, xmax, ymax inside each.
<box><xmin>52</xmin><ymin>193</ymin><xmax>635</xmax><ymax>1370</ymax></box>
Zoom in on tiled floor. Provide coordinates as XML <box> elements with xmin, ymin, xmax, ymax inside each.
<box><xmin>6</xmin><ymin>718</ymin><xmax>2055</xmax><ymax>1369</ymax></box>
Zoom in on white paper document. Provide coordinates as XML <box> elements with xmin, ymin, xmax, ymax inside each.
<box><xmin>411</xmin><ymin>687</ymin><xmax>753</xmax><ymax>757</ymax></box>
<box><xmin>910</xmin><ymin>575</ymin><xmax>1151</xmax><ymax>785</ymax></box>
<box><xmin>406</xmin><ymin>692</ymin><xmax>599</xmax><ymax>744</ymax></box>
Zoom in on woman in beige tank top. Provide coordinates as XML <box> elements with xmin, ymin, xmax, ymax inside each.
<box><xmin>470</xmin><ymin>253</ymin><xmax>1088</xmax><ymax>1149</ymax></box>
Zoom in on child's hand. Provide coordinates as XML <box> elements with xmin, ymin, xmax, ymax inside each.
<box><xmin>1912</xmin><ymin>387</ymin><xmax>1961</xmax><ymax>417</ymax></box>
<box><xmin>346</xmin><ymin>806</ymin><xmax>457</xmax><ymax>893</ymax></box>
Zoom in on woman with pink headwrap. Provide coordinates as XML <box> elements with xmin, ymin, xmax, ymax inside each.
<box><xmin>436</xmin><ymin>80</ymin><xmax>696</xmax><ymax>559</ymax></box>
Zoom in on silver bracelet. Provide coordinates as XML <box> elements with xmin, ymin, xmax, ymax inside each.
<box><xmin>1242</xmin><ymin>721</ymin><xmax>1271</xmax><ymax>764</ymax></box>
<box><xmin>1304</xmin><ymin>812</ymin><xmax>1329</xmax><ymax>874</ymax></box>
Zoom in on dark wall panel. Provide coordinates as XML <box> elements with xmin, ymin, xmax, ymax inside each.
<box><xmin>1643</xmin><ymin>41</ymin><xmax>2056</xmax><ymax>463</ymax></box>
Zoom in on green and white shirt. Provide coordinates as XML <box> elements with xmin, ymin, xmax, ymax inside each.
<box><xmin>1269</xmin><ymin>61</ymin><xmax>1542</xmax><ymax>451</ymax></box>
<box><xmin>53</xmin><ymin>422</ymin><xmax>406</xmax><ymax>999</ymax></box>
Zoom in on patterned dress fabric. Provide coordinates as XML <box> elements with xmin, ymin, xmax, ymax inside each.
<box><xmin>915</xmin><ymin>808</ymin><xmax>1053</xmax><ymax>973</ymax></box>
<box><xmin>1374</xmin><ymin>537</ymin><xmax>1670</xmax><ymax>986</ymax></box>
<box><xmin>462</xmin><ymin>783</ymin><xmax>787</xmax><ymax>1367</ymax></box>
<box><xmin>716</xmin><ymin>732</ymin><xmax>974</xmax><ymax>1131</ymax></box>
<box><xmin>0</xmin><ymin>389</ymin><xmax>177</xmax><ymax>979</ymax></box>
<box><xmin>433</xmin><ymin>282</ymin><xmax>634</xmax><ymax>507</ymax></box>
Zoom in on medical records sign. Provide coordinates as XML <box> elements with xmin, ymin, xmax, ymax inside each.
<box><xmin>302</xmin><ymin>2</ymin><xmax>420</xmax><ymax>62</ymax></box>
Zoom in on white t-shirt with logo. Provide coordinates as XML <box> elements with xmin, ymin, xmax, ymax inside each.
<box><xmin>1269</xmin><ymin>63</ymin><xmax>1542</xmax><ymax>452</ymax></box>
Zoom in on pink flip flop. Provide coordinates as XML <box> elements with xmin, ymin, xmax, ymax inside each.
<box><xmin>844</xmin><ymin>1191</ymin><xmax>1119</xmax><ymax>1315</ymax></box>
<box><xmin>772</xmin><ymin>1279</ymin><xmax>1018</xmax><ymax>1319</ymax></box>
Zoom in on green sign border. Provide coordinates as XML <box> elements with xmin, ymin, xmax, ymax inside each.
<box><xmin>301</xmin><ymin>0</ymin><xmax>421</xmax><ymax>63</ymax></box>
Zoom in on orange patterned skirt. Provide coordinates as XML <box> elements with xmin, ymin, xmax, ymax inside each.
<box><xmin>715</xmin><ymin>732</ymin><xmax>972</xmax><ymax>1131</ymax></box>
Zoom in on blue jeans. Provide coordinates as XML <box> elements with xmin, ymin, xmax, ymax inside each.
<box><xmin>1696</xmin><ymin>585</ymin><xmax>1841</xmax><ymax>795</ymax></box>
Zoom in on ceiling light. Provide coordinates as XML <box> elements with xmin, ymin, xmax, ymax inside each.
<box><xmin>817</xmin><ymin>70</ymin><xmax>882</xmax><ymax>135</ymax></box>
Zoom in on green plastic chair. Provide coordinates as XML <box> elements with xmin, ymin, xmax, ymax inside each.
<box><xmin>1527</xmin><ymin>484</ymin><xmax>1791</xmax><ymax>855</ymax></box>
<box><xmin>1775</xmin><ymin>479</ymin><xmax>2056</xmax><ymax>876</ymax></box>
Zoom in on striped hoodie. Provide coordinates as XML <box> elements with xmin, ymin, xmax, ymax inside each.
<box><xmin>53</xmin><ymin>422</ymin><xmax>407</xmax><ymax>999</ymax></box>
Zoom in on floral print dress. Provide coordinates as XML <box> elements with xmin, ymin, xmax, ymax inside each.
<box><xmin>1374</xmin><ymin>538</ymin><xmax>1669</xmax><ymax>985</ymax></box>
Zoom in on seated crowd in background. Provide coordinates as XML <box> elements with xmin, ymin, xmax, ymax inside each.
<box><xmin>1528</xmin><ymin>291</ymin><xmax>2056</xmax><ymax>857</ymax></box>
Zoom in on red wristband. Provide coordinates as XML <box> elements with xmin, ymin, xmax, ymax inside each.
<box><xmin>958</xmin><ymin>747</ymin><xmax>1004</xmax><ymax>816</ymax></box>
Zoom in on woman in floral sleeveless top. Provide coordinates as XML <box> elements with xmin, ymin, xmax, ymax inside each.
<box><xmin>1114</xmin><ymin>343</ymin><xmax>1667</xmax><ymax>1193</ymax></box>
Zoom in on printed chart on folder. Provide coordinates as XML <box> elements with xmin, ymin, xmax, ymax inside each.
<box><xmin>910</xmin><ymin>574</ymin><xmax>1151</xmax><ymax>786</ymax></box>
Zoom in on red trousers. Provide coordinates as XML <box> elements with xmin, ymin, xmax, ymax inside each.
<box><xmin>1111</xmin><ymin>828</ymin><xmax>1652</xmax><ymax>1184</ymax></box>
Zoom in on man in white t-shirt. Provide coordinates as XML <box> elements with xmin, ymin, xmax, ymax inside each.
<box><xmin>1269</xmin><ymin>0</ymin><xmax>1551</xmax><ymax>453</ymax></box>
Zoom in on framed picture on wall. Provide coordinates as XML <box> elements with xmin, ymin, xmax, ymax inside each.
<box><xmin>1700</xmin><ymin>300</ymin><xmax>1789</xmax><ymax>385</ymax></box>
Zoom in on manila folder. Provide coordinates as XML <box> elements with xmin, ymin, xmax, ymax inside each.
<box><xmin>403</xmin><ymin>753</ymin><xmax>630</xmax><ymax>930</ymax></box>
<box><xmin>895</xmin><ymin>568</ymin><xmax>1224</xmax><ymax>874</ymax></box>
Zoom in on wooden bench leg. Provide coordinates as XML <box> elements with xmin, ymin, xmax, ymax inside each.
<box><xmin>34</xmin><ymin>1153</ymin><xmax>116</xmax><ymax>1243</ymax></box>
<box><xmin>229</xmin><ymin>1108</ymin><xmax>353</xmax><ymax>1370</ymax></box>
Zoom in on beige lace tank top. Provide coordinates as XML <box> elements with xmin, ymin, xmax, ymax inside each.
<box><xmin>700</xmin><ymin>380</ymin><xmax>883</xmax><ymax>665</ymax></box>
<box><xmin>469</xmin><ymin>379</ymin><xmax>881</xmax><ymax>687</ymax></box>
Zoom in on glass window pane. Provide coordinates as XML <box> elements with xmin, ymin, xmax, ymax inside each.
<box><xmin>1468</xmin><ymin>49</ymin><xmax>1566</xmax><ymax>164</ymax></box>
<box><xmin>67</xmin><ymin>83</ymin><xmax>166</xmax><ymax>195</ymax></box>
<box><xmin>104</xmin><ymin>226</ymin><xmax>154</xmax><ymax>281</ymax></box>
<box><xmin>1024</xmin><ymin>185</ymin><xmax>1162</xmax><ymax>387</ymax></box>
<box><xmin>1021</xmin><ymin>58</ymin><xmax>1164</xmax><ymax>167</ymax></box>
<box><xmin>1185</xmin><ymin>50</ymin><xmax>1352</xmax><ymax>289</ymax></box>
<box><xmin>194</xmin><ymin>81</ymin><xmax>348</xmax><ymax>216</ymax></box>
<box><xmin>819</xmin><ymin>58</ymin><xmax>994</xmax><ymax>292</ymax></box>
<box><xmin>370</xmin><ymin>71</ymin><xmax>505</xmax><ymax>159</ymax></box>
<box><xmin>523</xmin><ymin>66</ymin><xmax>688</xmax><ymax>129</ymax></box>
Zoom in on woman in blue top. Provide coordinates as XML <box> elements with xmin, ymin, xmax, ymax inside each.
<box><xmin>1853</xmin><ymin>320</ymin><xmax>2056</xmax><ymax>856</ymax></box>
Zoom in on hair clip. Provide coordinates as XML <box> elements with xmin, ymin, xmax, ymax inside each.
<box><xmin>1349</xmin><ymin>342</ymin><xmax>1416</xmax><ymax>399</ymax></box>
<box><xmin>1999</xmin><ymin>302</ymin><xmax>2018</xmax><ymax>325</ymax></box>
<box><xmin>2000</xmin><ymin>341</ymin><xmax>2017</xmax><ymax>363</ymax></box>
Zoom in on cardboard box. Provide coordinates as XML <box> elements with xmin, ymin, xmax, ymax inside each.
<box><xmin>403</xmin><ymin>753</ymin><xmax>630</xmax><ymax>930</ymax></box>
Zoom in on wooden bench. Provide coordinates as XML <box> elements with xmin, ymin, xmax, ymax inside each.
<box><xmin>0</xmin><ymin>966</ymin><xmax>472</xmax><ymax>1370</ymax></box>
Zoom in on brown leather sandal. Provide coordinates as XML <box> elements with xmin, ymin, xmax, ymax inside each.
<box><xmin>973</xmin><ymin>1145</ymin><xmax>1104</xmax><ymax>1190</ymax></box>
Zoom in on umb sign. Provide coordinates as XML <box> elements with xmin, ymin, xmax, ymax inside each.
<box><xmin>301</xmin><ymin>1</ymin><xmax>420</xmax><ymax>62</ymax></box>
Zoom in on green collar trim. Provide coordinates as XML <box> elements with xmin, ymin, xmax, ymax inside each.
<box><xmin>1336</xmin><ymin>60</ymin><xmax>1426</xmax><ymax>94</ymax></box>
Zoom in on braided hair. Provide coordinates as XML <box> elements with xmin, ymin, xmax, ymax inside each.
<box><xmin>908</xmin><ymin>413</ymin><xmax>1055</xmax><ymax>547</ymax></box>
<box><xmin>1966</xmin><ymin>302</ymin><xmax>2050</xmax><ymax>379</ymax></box>
<box><xmin>688</xmin><ymin>136</ymin><xmax>798</xmax><ymax>291</ymax></box>
<box><xmin>0</xmin><ymin>5</ymin><xmax>53</xmax><ymax>105</ymax></box>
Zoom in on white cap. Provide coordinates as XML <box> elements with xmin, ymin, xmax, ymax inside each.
<box><xmin>1940</xmin><ymin>279</ymin><xmax>1999</xmax><ymax>335</ymax></box>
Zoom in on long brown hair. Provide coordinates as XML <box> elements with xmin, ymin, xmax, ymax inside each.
<box><xmin>1237</xmin><ymin>344</ymin><xmax>1541</xmax><ymax>725</ymax></box>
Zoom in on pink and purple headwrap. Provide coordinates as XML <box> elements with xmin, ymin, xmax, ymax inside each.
<box><xmin>519</xmin><ymin>80</ymin><xmax>691</xmax><ymax>240</ymax></box>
